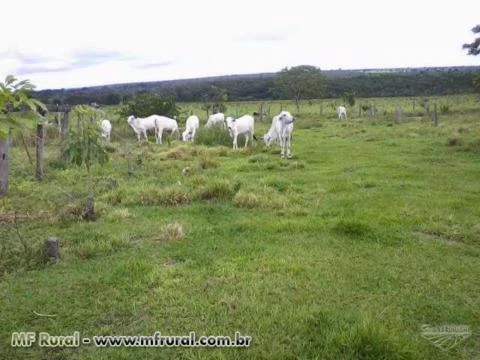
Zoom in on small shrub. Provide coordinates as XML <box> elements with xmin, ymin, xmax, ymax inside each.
<box><xmin>160</xmin><ymin>223</ymin><xmax>184</xmax><ymax>242</ymax></box>
<box><xmin>233</xmin><ymin>188</ymin><xmax>287</xmax><ymax>210</ymax></box>
<box><xmin>197</xmin><ymin>156</ymin><xmax>218</xmax><ymax>169</ymax></box>
<box><xmin>157</xmin><ymin>186</ymin><xmax>190</xmax><ymax>206</ymax></box>
<box><xmin>194</xmin><ymin>127</ymin><xmax>232</xmax><ymax>147</ymax></box>
<box><xmin>447</xmin><ymin>135</ymin><xmax>463</xmax><ymax>146</ymax></box>
<box><xmin>105</xmin><ymin>208</ymin><xmax>133</xmax><ymax>221</ymax></box>
<box><xmin>58</xmin><ymin>202</ymin><xmax>83</xmax><ymax>223</ymax></box>
<box><xmin>468</xmin><ymin>138</ymin><xmax>480</xmax><ymax>151</ymax></box>
<box><xmin>193</xmin><ymin>179</ymin><xmax>233</xmax><ymax>200</ymax></box>
<box><xmin>120</xmin><ymin>185</ymin><xmax>189</xmax><ymax>207</ymax></box>
<box><xmin>233</xmin><ymin>191</ymin><xmax>261</xmax><ymax>209</ymax></box>
<box><xmin>347</xmin><ymin>316</ymin><xmax>406</xmax><ymax>359</ymax></box>
<box><xmin>439</xmin><ymin>104</ymin><xmax>450</xmax><ymax>114</ymax></box>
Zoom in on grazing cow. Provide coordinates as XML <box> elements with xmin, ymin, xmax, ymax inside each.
<box><xmin>127</xmin><ymin>115</ymin><xmax>158</xmax><ymax>142</ymax></box>
<box><xmin>337</xmin><ymin>106</ymin><xmax>347</xmax><ymax>120</ymax></box>
<box><xmin>153</xmin><ymin>116</ymin><xmax>180</xmax><ymax>144</ymax></box>
<box><xmin>225</xmin><ymin>115</ymin><xmax>255</xmax><ymax>149</ymax></box>
<box><xmin>100</xmin><ymin>119</ymin><xmax>112</xmax><ymax>141</ymax></box>
<box><xmin>269</xmin><ymin>111</ymin><xmax>295</xmax><ymax>158</ymax></box>
<box><xmin>127</xmin><ymin>115</ymin><xmax>179</xmax><ymax>143</ymax></box>
<box><xmin>182</xmin><ymin>115</ymin><xmax>200</xmax><ymax>141</ymax></box>
<box><xmin>263</xmin><ymin>116</ymin><xmax>279</xmax><ymax>147</ymax></box>
<box><xmin>205</xmin><ymin>112</ymin><xmax>225</xmax><ymax>128</ymax></box>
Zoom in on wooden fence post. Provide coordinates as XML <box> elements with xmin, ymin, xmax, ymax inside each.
<box><xmin>44</xmin><ymin>237</ymin><xmax>60</xmax><ymax>262</ymax></box>
<box><xmin>61</xmin><ymin>110</ymin><xmax>69</xmax><ymax>142</ymax></box>
<box><xmin>395</xmin><ymin>107</ymin><xmax>403</xmax><ymax>124</ymax></box>
<box><xmin>36</xmin><ymin>123</ymin><xmax>44</xmax><ymax>181</ymax></box>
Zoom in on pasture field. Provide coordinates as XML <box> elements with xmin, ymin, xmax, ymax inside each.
<box><xmin>1</xmin><ymin>95</ymin><xmax>480</xmax><ymax>359</ymax></box>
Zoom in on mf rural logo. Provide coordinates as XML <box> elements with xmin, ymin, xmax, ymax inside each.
<box><xmin>421</xmin><ymin>324</ymin><xmax>473</xmax><ymax>351</ymax></box>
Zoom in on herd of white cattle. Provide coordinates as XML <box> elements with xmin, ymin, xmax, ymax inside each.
<box><xmin>99</xmin><ymin>106</ymin><xmax>348</xmax><ymax>159</ymax></box>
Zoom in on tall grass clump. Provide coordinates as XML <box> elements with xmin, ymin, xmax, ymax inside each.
<box><xmin>193</xmin><ymin>179</ymin><xmax>234</xmax><ymax>201</ymax></box>
<box><xmin>159</xmin><ymin>222</ymin><xmax>185</xmax><ymax>242</ymax></box>
<box><xmin>194</xmin><ymin>126</ymin><xmax>232</xmax><ymax>147</ymax></box>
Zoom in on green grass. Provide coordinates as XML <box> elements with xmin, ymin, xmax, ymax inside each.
<box><xmin>1</xmin><ymin>95</ymin><xmax>480</xmax><ymax>359</ymax></box>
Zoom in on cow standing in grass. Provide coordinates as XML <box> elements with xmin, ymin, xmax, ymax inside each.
<box><xmin>225</xmin><ymin>115</ymin><xmax>255</xmax><ymax>149</ymax></box>
<box><xmin>182</xmin><ymin>115</ymin><xmax>200</xmax><ymax>141</ymax></box>
<box><xmin>264</xmin><ymin>111</ymin><xmax>295</xmax><ymax>158</ymax></box>
<box><xmin>100</xmin><ymin>119</ymin><xmax>112</xmax><ymax>141</ymax></box>
<box><xmin>205</xmin><ymin>112</ymin><xmax>225</xmax><ymax>128</ymax></box>
<box><xmin>337</xmin><ymin>106</ymin><xmax>347</xmax><ymax>120</ymax></box>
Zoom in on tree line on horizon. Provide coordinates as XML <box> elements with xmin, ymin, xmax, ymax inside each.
<box><xmin>33</xmin><ymin>66</ymin><xmax>480</xmax><ymax>107</ymax></box>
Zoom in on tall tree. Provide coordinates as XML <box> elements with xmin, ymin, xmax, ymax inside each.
<box><xmin>0</xmin><ymin>75</ymin><xmax>46</xmax><ymax>196</ymax></box>
<box><xmin>463</xmin><ymin>25</ymin><xmax>480</xmax><ymax>55</ymax></box>
<box><xmin>274</xmin><ymin>65</ymin><xmax>327</xmax><ymax>111</ymax></box>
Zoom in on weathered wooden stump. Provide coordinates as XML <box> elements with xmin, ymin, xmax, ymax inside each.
<box><xmin>82</xmin><ymin>194</ymin><xmax>97</xmax><ymax>221</ymax></box>
<box><xmin>45</xmin><ymin>237</ymin><xmax>60</xmax><ymax>262</ymax></box>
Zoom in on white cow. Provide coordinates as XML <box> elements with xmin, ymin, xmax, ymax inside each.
<box><xmin>271</xmin><ymin>111</ymin><xmax>295</xmax><ymax>158</ymax></box>
<box><xmin>226</xmin><ymin>115</ymin><xmax>255</xmax><ymax>149</ymax></box>
<box><xmin>205</xmin><ymin>112</ymin><xmax>225</xmax><ymax>128</ymax></box>
<box><xmin>337</xmin><ymin>106</ymin><xmax>347</xmax><ymax>120</ymax></box>
<box><xmin>127</xmin><ymin>115</ymin><xmax>158</xmax><ymax>142</ymax></box>
<box><xmin>153</xmin><ymin>116</ymin><xmax>180</xmax><ymax>144</ymax></box>
<box><xmin>182</xmin><ymin>115</ymin><xmax>200</xmax><ymax>141</ymax></box>
<box><xmin>127</xmin><ymin>115</ymin><xmax>179</xmax><ymax>143</ymax></box>
<box><xmin>100</xmin><ymin>119</ymin><xmax>112</xmax><ymax>141</ymax></box>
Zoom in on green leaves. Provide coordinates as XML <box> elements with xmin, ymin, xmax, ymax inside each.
<box><xmin>118</xmin><ymin>93</ymin><xmax>179</xmax><ymax>118</ymax></box>
<box><xmin>0</xmin><ymin>74</ymin><xmax>47</xmax><ymax>135</ymax></box>
<box><xmin>463</xmin><ymin>24</ymin><xmax>480</xmax><ymax>56</ymax></box>
<box><xmin>274</xmin><ymin>65</ymin><xmax>327</xmax><ymax>109</ymax></box>
<box><xmin>63</xmin><ymin>105</ymin><xmax>109</xmax><ymax>170</ymax></box>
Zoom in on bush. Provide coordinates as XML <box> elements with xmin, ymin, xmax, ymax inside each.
<box><xmin>193</xmin><ymin>179</ymin><xmax>234</xmax><ymax>200</ymax></box>
<box><xmin>159</xmin><ymin>223</ymin><xmax>185</xmax><ymax>242</ymax></box>
<box><xmin>447</xmin><ymin>135</ymin><xmax>463</xmax><ymax>146</ymax></box>
<box><xmin>194</xmin><ymin>127</ymin><xmax>232</xmax><ymax>147</ymax></box>
<box><xmin>118</xmin><ymin>93</ymin><xmax>179</xmax><ymax>118</ymax></box>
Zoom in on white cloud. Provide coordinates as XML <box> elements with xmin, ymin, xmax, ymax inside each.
<box><xmin>1</xmin><ymin>0</ymin><xmax>478</xmax><ymax>89</ymax></box>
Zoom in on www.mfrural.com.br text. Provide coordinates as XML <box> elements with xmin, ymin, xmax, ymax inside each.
<box><xmin>11</xmin><ymin>331</ymin><xmax>252</xmax><ymax>348</ymax></box>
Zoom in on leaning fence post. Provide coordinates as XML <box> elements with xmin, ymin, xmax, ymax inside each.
<box><xmin>395</xmin><ymin>106</ymin><xmax>403</xmax><ymax>124</ymax></box>
<box><xmin>432</xmin><ymin>103</ymin><xmax>438</xmax><ymax>127</ymax></box>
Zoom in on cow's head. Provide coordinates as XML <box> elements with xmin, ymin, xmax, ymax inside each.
<box><xmin>127</xmin><ymin>115</ymin><xmax>136</xmax><ymax>125</ymax></box>
<box><xmin>278</xmin><ymin>111</ymin><xmax>295</xmax><ymax>124</ymax></box>
<box><xmin>263</xmin><ymin>134</ymin><xmax>274</xmax><ymax>146</ymax></box>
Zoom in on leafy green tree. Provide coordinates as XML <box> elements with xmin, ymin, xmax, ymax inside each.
<box><xmin>118</xmin><ymin>93</ymin><xmax>179</xmax><ymax>118</ymax></box>
<box><xmin>463</xmin><ymin>25</ymin><xmax>480</xmax><ymax>95</ymax></box>
<box><xmin>201</xmin><ymin>86</ymin><xmax>228</xmax><ymax>117</ymax></box>
<box><xmin>62</xmin><ymin>105</ymin><xmax>109</xmax><ymax>220</ymax></box>
<box><xmin>103</xmin><ymin>92</ymin><xmax>121</xmax><ymax>105</ymax></box>
<box><xmin>0</xmin><ymin>75</ymin><xmax>46</xmax><ymax>196</ymax></box>
<box><xmin>463</xmin><ymin>25</ymin><xmax>480</xmax><ymax>55</ymax></box>
<box><xmin>274</xmin><ymin>65</ymin><xmax>327</xmax><ymax>111</ymax></box>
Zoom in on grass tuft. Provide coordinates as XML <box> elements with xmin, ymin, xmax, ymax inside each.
<box><xmin>194</xmin><ymin>127</ymin><xmax>232</xmax><ymax>147</ymax></box>
<box><xmin>193</xmin><ymin>179</ymin><xmax>234</xmax><ymax>201</ymax></box>
<box><xmin>160</xmin><ymin>222</ymin><xmax>185</xmax><ymax>242</ymax></box>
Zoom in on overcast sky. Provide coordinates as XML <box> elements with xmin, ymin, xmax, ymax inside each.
<box><xmin>1</xmin><ymin>0</ymin><xmax>478</xmax><ymax>90</ymax></box>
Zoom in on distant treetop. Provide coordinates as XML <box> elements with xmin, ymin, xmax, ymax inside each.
<box><xmin>463</xmin><ymin>25</ymin><xmax>480</xmax><ymax>55</ymax></box>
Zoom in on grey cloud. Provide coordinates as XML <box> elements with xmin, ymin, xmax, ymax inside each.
<box><xmin>13</xmin><ymin>50</ymin><xmax>132</xmax><ymax>75</ymax></box>
<box><xmin>0</xmin><ymin>50</ymin><xmax>54</xmax><ymax>65</ymax></box>
<box><xmin>16</xmin><ymin>65</ymin><xmax>71</xmax><ymax>75</ymax></box>
<box><xmin>132</xmin><ymin>61</ymin><xmax>174</xmax><ymax>69</ymax></box>
<box><xmin>9</xmin><ymin>48</ymin><xmax>171</xmax><ymax>76</ymax></box>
